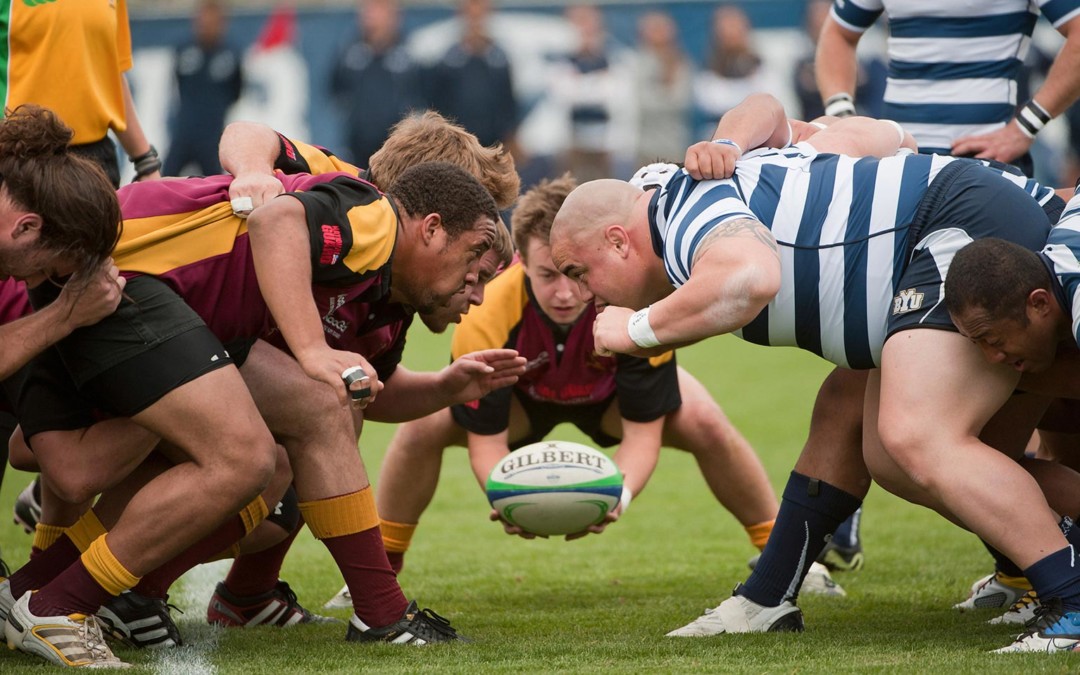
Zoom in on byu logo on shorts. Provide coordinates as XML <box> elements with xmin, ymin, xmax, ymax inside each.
<box><xmin>892</xmin><ymin>288</ymin><xmax>925</xmax><ymax>315</ymax></box>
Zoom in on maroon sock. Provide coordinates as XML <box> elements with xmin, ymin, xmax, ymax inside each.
<box><xmin>132</xmin><ymin>515</ymin><xmax>248</xmax><ymax>599</ymax></box>
<box><xmin>386</xmin><ymin>551</ymin><xmax>404</xmax><ymax>575</ymax></box>
<box><xmin>222</xmin><ymin>524</ymin><xmax>302</xmax><ymax>598</ymax></box>
<box><xmin>28</xmin><ymin>560</ymin><xmax>114</xmax><ymax>617</ymax></box>
<box><xmin>320</xmin><ymin>526</ymin><xmax>407</xmax><ymax>627</ymax></box>
<box><xmin>10</xmin><ymin>535</ymin><xmax>81</xmax><ymax>599</ymax></box>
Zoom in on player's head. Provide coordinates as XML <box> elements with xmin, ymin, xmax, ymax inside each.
<box><xmin>387</xmin><ymin>161</ymin><xmax>499</xmax><ymax>314</ymax></box>
<box><xmin>369</xmin><ymin>111</ymin><xmax>520</xmax><ymax>210</ymax></box>
<box><xmin>512</xmin><ymin>174</ymin><xmax>588</xmax><ymax>325</ymax></box>
<box><xmin>419</xmin><ymin>220</ymin><xmax>512</xmax><ymax>332</ymax></box>
<box><xmin>945</xmin><ymin>238</ymin><xmax>1062</xmax><ymax>373</ymax></box>
<box><xmin>0</xmin><ymin>105</ymin><xmax>120</xmax><ymax>285</ymax></box>
<box><xmin>550</xmin><ymin>178</ymin><xmax>655</xmax><ymax>310</ymax></box>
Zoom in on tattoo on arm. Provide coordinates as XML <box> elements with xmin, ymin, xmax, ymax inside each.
<box><xmin>691</xmin><ymin>218</ymin><xmax>778</xmax><ymax>267</ymax></box>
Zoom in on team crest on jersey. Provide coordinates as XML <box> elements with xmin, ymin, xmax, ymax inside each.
<box><xmin>892</xmin><ymin>288</ymin><xmax>925</xmax><ymax>315</ymax></box>
<box><xmin>322</xmin><ymin>293</ymin><xmax>349</xmax><ymax>337</ymax></box>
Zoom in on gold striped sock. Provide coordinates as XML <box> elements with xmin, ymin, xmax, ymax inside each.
<box><xmin>380</xmin><ymin>519</ymin><xmax>417</xmax><ymax>554</ymax></box>
<box><xmin>746</xmin><ymin>519</ymin><xmax>775</xmax><ymax>551</ymax></box>
<box><xmin>65</xmin><ymin>509</ymin><xmax>107</xmax><ymax>553</ymax></box>
<box><xmin>239</xmin><ymin>496</ymin><xmax>270</xmax><ymax>535</ymax></box>
<box><xmin>82</xmin><ymin>535</ymin><xmax>140</xmax><ymax>597</ymax></box>
<box><xmin>33</xmin><ymin>523</ymin><xmax>66</xmax><ymax>551</ymax></box>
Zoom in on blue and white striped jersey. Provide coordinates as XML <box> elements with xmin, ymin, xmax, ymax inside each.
<box><xmin>831</xmin><ymin>0</ymin><xmax>1080</xmax><ymax>154</ymax></box>
<box><xmin>649</xmin><ymin>144</ymin><xmax>1055</xmax><ymax>368</ymax></box>
<box><xmin>1043</xmin><ymin>190</ymin><xmax>1080</xmax><ymax>346</ymax></box>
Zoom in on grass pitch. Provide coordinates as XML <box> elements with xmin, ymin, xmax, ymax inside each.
<box><xmin>0</xmin><ymin>330</ymin><xmax>1073</xmax><ymax>673</ymax></box>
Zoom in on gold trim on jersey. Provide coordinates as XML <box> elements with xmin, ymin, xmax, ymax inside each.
<box><xmin>114</xmin><ymin>202</ymin><xmax>244</xmax><ymax>275</ymax></box>
<box><xmin>452</xmin><ymin>262</ymin><xmax>527</xmax><ymax>359</ymax></box>
<box><xmin>649</xmin><ymin>351</ymin><xmax>674</xmax><ymax>367</ymax></box>
<box><xmin>341</xmin><ymin>201</ymin><xmax>397</xmax><ymax>274</ymax></box>
<box><xmin>289</xmin><ymin>137</ymin><xmax>362</xmax><ymax>177</ymax></box>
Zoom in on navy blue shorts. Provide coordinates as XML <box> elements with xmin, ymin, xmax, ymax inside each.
<box><xmin>885</xmin><ymin>161</ymin><xmax>1053</xmax><ymax>340</ymax></box>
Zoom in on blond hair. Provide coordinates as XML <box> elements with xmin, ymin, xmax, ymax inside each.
<box><xmin>368</xmin><ymin>110</ymin><xmax>520</xmax><ymax>210</ymax></box>
<box><xmin>510</xmin><ymin>173</ymin><xmax>577</xmax><ymax>259</ymax></box>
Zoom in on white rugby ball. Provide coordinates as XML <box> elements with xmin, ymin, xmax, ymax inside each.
<box><xmin>486</xmin><ymin>441</ymin><xmax>623</xmax><ymax>536</ymax></box>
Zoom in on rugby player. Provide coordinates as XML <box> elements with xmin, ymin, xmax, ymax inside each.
<box><xmin>548</xmin><ymin>101</ymin><xmax>1080</xmax><ymax>651</ymax></box>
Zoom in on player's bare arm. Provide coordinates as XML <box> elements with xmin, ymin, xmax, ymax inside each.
<box><xmin>246</xmin><ymin>197</ymin><xmax>380</xmax><ymax>407</ymax></box>
<box><xmin>685</xmin><ymin>93</ymin><xmax>789</xmax><ymax>180</ymax></box>
<box><xmin>219</xmin><ymin>121</ymin><xmax>286</xmax><ymax>210</ymax></box>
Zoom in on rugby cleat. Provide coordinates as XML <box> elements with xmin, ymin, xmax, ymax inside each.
<box><xmin>954</xmin><ymin>572</ymin><xmax>1031</xmax><ymax>611</ymax></box>
<box><xmin>345</xmin><ymin>600</ymin><xmax>464</xmax><ymax>644</ymax></box>
<box><xmin>324</xmin><ymin>584</ymin><xmax>352</xmax><ymax>610</ymax></box>
<box><xmin>993</xmin><ymin>597</ymin><xmax>1080</xmax><ymax>653</ymax></box>
<box><xmin>0</xmin><ymin>577</ymin><xmax>14</xmax><ymax>627</ymax></box>
<box><xmin>989</xmin><ymin>590</ymin><xmax>1041</xmax><ymax>626</ymax></box>
<box><xmin>207</xmin><ymin>580</ymin><xmax>336</xmax><ymax>628</ymax></box>
<box><xmin>801</xmin><ymin>562</ymin><xmax>846</xmax><ymax>597</ymax></box>
<box><xmin>817</xmin><ymin>540</ymin><xmax>865</xmax><ymax>572</ymax></box>
<box><xmin>665</xmin><ymin>586</ymin><xmax>804</xmax><ymax>637</ymax></box>
<box><xmin>96</xmin><ymin>590</ymin><xmax>182</xmax><ymax>649</ymax></box>
<box><xmin>4</xmin><ymin>591</ymin><xmax>129</xmax><ymax>668</ymax></box>
<box><xmin>12</xmin><ymin>478</ymin><xmax>41</xmax><ymax>535</ymax></box>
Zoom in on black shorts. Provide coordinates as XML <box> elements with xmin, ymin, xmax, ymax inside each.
<box><xmin>4</xmin><ymin>348</ymin><xmax>98</xmax><ymax>441</ymax></box>
<box><xmin>70</xmin><ymin>137</ymin><xmax>121</xmax><ymax>190</ymax></box>
<box><xmin>30</xmin><ymin>275</ymin><xmax>234</xmax><ymax>417</ymax></box>
<box><xmin>886</xmin><ymin>161</ymin><xmax>1052</xmax><ymax>339</ymax></box>
<box><xmin>507</xmin><ymin>392</ymin><xmax>620</xmax><ymax>450</ymax></box>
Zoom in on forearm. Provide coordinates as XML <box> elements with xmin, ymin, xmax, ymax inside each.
<box><xmin>611</xmin><ymin>419</ymin><xmax>663</xmax><ymax>498</ymax></box>
<box><xmin>710</xmin><ymin>93</ymin><xmax>789</xmax><ymax>150</ymax></box>
<box><xmin>219</xmin><ymin>121</ymin><xmax>281</xmax><ymax>177</ymax></box>
<box><xmin>115</xmin><ymin>76</ymin><xmax>153</xmax><ymax>159</ymax></box>
<box><xmin>815</xmin><ymin>20</ymin><xmax>861</xmax><ymax>103</ymax></box>
<box><xmin>468</xmin><ymin>431</ymin><xmax>511</xmax><ymax>490</ymax></box>
<box><xmin>361</xmin><ymin>367</ymin><xmax>453</xmax><ymax>423</ymax></box>
<box><xmin>648</xmin><ymin>264</ymin><xmax>775</xmax><ymax>346</ymax></box>
<box><xmin>1029</xmin><ymin>27</ymin><xmax>1080</xmax><ymax>118</ymax></box>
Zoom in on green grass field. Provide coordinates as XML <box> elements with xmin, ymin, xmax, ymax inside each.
<box><xmin>0</xmin><ymin>329</ymin><xmax>1074</xmax><ymax>673</ymax></box>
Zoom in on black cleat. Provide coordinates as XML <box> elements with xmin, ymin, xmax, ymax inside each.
<box><xmin>97</xmin><ymin>590</ymin><xmax>183</xmax><ymax>649</ymax></box>
<box><xmin>12</xmin><ymin>478</ymin><xmax>41</xmax><ymax>535</ymax></box>
<box><xmin>345</xmin><ymin>600</ymin><xmax>465</xmax><ymax>644</ymax></box>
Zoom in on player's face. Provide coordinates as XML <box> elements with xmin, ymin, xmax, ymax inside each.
<box><xmin>523</xmin><ymin>237</ymin><xmax>586</xmax><ymax>326</ymax></box>
<box><xmin>952</xmin><ymin>306</ymin><xmax>1059</xmax><ymax>374</ymax></box>
<box><xmin>409</xmin><ymin>216</ymin><xmax>495</xmax><ymax>314</ymax></box>
<box><xmin>551</xmin><ymin>229</ymin><xmax>649</xmax><ymax>310</ymax></box>
<box><xmin>418</xmin><ymin>248</ymin><xmax>501</xmax><ymax>333</ymax></box>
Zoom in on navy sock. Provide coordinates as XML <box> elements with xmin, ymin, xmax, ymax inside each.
<box><xmin>1023</xmin><ymin>543</ymin><xmax>1080</xmax><ymax>612</ymax></box>
<box><xmin>739</xmin><ymin>472</ymin><xmax>862</xmax><ymax>607</ymax></box>
<box><xmin>982</xmin><ymin>540</ymin><xmax>1024</xmax><ymax>578</ymax></box>
<box><xmin>831</xmin><ymin>507</ymin><xmax>861</xmax><ymax>550</ymax></box>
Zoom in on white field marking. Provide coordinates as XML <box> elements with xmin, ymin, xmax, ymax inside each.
<box><xmin>148</xmin><ymin>559</ymin><xmax>231</xmax><ymax>675</ymax></box>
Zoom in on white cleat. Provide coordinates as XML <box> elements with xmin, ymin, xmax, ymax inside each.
<box><xmin>992</xmin><ymin>598</ymin><xmax>1080</xmax><ymax>653</ymax></box>
<box><xmin>989</xmin><ymin>590</ymin><xmax>1040</xmax><ymax>626</ymax></box>
<box><xmin>324</xmin><ymin>584</ymin><xmax>352</xmax><ymax>610</ymax></box>
<box><xmin>800</xmin><ymin>562</ymin><xmax>846</xmax><ymax>597</ymax></box>
<box><xmin>4</xmin><ymin>591</ymin><xmax>130</xmax><ymax>668</ymax></box>
<box><xmin>0</xmin><ymin>577</ymin><xmax>15</xmax><ymax>628</ymax></box>
<box><xmin>954</xmin><ymin>572</ymin><xmax>1030</xmax><ymax>611</ymax></box>
<box><xmin>665</xmin><ymin>592</ymin><xmax>804</xmax><ymax>637</ymax></box>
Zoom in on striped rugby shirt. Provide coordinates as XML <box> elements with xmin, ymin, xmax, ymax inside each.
<box><xmin>649</xmin><ymin>144</ymin><xmax>1055</xmax><ymax>368</ymax></box>
<box><xmin>1043</xmin><ymin>189</ymin><xmax>1080</xmax><ymax>345</ymax></box>
<box><xmin>831</xmin><ymin>0</ymin><xmax>1080</xmax><ymax>154</ymax></box>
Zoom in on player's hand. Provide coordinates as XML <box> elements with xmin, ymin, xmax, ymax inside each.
<box><xmin>565</xmin><ymin>508</ymin><xmax>621</xmax><ymax>541</ymax></box>
<box><xmin>296</xmin><ymin>347</ymin><xmax>383</xmax><ymax>408</ymax></box>
<box><xmin>56</xmin><ymin>259</ymin><xmax>126</xmax><ymax>329</ymax></box>
<box><xmin>228</xmin><ymin>171</ymin><xmax>285</xmax><ymax>215</ymax></box>
<box><xmin>441</xmin><ymin>349</ymin><xmax>526</xmax><ymax>403</ymax></box>
<box><xmin>951</xmin><ymin>122</ymin><xmax>1033</xmax><ymax>166</ymax></box>
<box><xmin>489</xmin><ymin>508</ymin><xmax>545</xmax><ymax>539</ymax></box>
<box><xmin>684</xmin><ymin>140</ymin><xmax>740</xmax><ymax>181</ymax></box>
<box><xmin>592</xmin><ymin>305</ymin><xmax>638</xmax><ymax>357</ymax></box>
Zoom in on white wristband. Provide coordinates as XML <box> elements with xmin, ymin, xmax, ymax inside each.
<box><xmin>824</xmin><ymin>93</ymin><xmax>856</xmax><ymax>118</ymax></box>
<box><xmin>627</xmin><ymin>307</ymin><xmax>661</xmax><ymax>349</ymax></box>
<box><xmin>619</xmin><ymin>486</ymin><xmax>632</xmax><ymax>514</ymax></box>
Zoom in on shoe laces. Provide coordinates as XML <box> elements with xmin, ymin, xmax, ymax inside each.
<box><xmin>1006</xmin><ymin>591</ymin><xmax>1038</xmax><ymax>614</ymax></box>
<box><xmin>1025</xmin><ymin>597</ymin><xmax>1064</xmax><ymax>632</ymax></box>
<box><xmin>409</xmin><ymin>607</ymin><xmax>459</xmax><ymax>641</ymax></box>
<box><xmin>79</xmin><ymin>615</ymin><xmax>116</xmax><ymax>663</ymax></box>
<box><xmin>274</xmin><ymin>582</ymin><xmax>311</xmax><ymax>618</ymax></box>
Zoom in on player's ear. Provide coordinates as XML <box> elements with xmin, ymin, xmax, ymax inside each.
<box><xmin>604</xmin><ymin>225</ymin><xmax>630</xmax><ymax>258</ymax></box>
<box><xmin>11</xmin><ymin>213</ymin><xmax>43</xmax><ymax>240</ymax></box>
<box><xmin>420</xmin><ymin>213</ymin><xmax>443</xmax><ymax>245</ymax></box>
<box><xmin>1028</xmin><ymin>288</ymin><xmax>1053</xmax><ymax>317</ymax></box>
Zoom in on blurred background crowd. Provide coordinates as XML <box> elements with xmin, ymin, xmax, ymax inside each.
<box><xmin>128</xmin><ymin>0</ymin><xmax>1078</xmax><ymax>191</ymax></box>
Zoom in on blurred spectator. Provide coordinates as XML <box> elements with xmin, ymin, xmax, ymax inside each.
<box><xmin>633</xmin><ymin>11</ymin><xmax>692</xmax><ymax>166</ymax></box>
<box><xmin>331</xmin><ymin>0</ymin><xmax>423</xmax><ymax>168</ymax></box>
<box><xmin>427</xmin><ymin>0</ymin><xmax>519</xmax><ymax>151</ymax></box>
<box><xmin>551</xmin><ymin>4</ymin><xmax>619</xmax><ymax>182</ymax></box>
<box><xmin>792</xmin><ymin>0</ymin><xmax>884</xmax><ymax>121</ymax></box>
<box><xmin>164</xmin><ymin>0</ymin><xmax>243</xmax><ymax>176</ymax></box>
<box><xmin>693</xmin><ymin>5</ymin><xmax>772</xmax><ymax>136</ymax></box>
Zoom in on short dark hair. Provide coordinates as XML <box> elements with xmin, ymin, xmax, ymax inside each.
<box><xmin>944</xmin><ymin>238</ymin><xmax>1050</xmax><ymax>324</ymax></box>
<box><xmin>511</xmin><ymin>173</ymin><xmax>577</xmax><ymax>259</ymax></box>
<box><xmin>386</xmin><ymin>161</ymin><xmax>499</xmax><ymax>241</ymax></box>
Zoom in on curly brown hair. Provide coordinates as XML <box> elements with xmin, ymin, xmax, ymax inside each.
<box><xmin>0</xmin><ymin>105</ymin><xmax>120</xmax><ymax>279</ymax></box>
<box><xmin>369</xmin><ymin>110</ymin><xmax>520</xmax><ymax>210</ymax></box>
<box><xmin>511</xmin><ymin>173</ymin><xmax>577</xmax><ymax>259</ymax></box>
<box><xmin>387</xmin><ymin>161</ymin><xmax>499</xmax><ymax>242</ymax></box>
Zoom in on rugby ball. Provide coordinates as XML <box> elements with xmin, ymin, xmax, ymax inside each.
<box><xmin>486</xmin><ymin>441</ymin><xmax>623</xmax><ymax>536</ymax></box>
